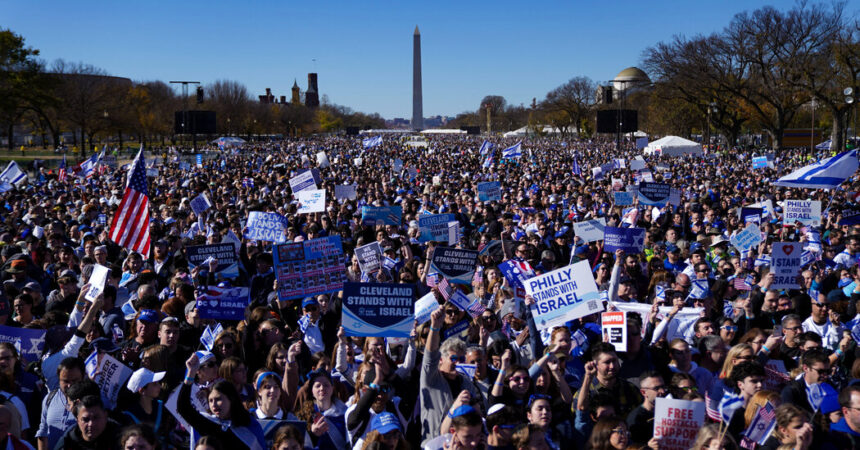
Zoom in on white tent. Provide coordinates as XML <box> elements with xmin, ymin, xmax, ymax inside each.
<box><xmin>211</xmin><ymin>137</ymin><xmax>246</xmax><ymax>147</ymax></box>
<box><xmin>420</xmin><ymin>129</ymin><xmax>466</xmax><ymax>134</ymax></box>
<box><xmin>643</xmin><ymin>136</ymin><xmax>703</xmax><ymax>156</ymax></box>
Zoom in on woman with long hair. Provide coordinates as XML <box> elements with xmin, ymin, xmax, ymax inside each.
<box><xmin>219</xmin><ymin>356</ymin><xmax>254</xmax><ymax>406</ymax></box>
<box><xmin>265</xmin><ymin>342</ymin><xmax>290</xmax><ymax>374</ymax></box>
<box><xmin>587</xmin><ymin>418</ymin><xmax>630</xmax><ymax>450</ymax></box>
<box><xmin>690</xmin><ymin>424</ymin><xmax>739</xmax><ymax>450</ymax></box>
<box><xmin>118</xmin><ymin>368</ymin><xmax>175</xmax><ymax>449</ymax></box>
<box><xmin>249</xmin><ymin>370</ymin><xmax>291</xmax><ymax>420</ymax></box>
<box><xmin>489</xmin><ymin>353</ymin><xmax>534</xmax><ymax>411</ymax></box>
<box><xmin>295</xmin><ymin>369</ymin><xmax>348</xmax><ymax>449</ymax></box>
<box><xmin>213</xmin><ymin>329</ymin><xmax>243</xmax><ymax>361</ymax></box>
<box><xmin>177</xmin><ymin>353</ymin><xmax>266</xmax><ymax>450</ymax></box>
<box><xmin>706</xmin><ymin>343</ymin><xmax>755</xmax><ymax>421</ymax></box>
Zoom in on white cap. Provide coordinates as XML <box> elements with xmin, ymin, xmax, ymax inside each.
<box><xmin>194</xmin><ymin>350</ymin><xmax>216</xmax><ymax>366</ymax></box>
<box><xmin>126</xmin><ymin>368</ymin><xmax>165</xmax><ymax>393</ymax></box>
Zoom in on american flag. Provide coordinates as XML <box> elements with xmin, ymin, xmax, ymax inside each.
<box><xmin>109</xmin><ymin>148</ymin><xmax>151</xmax><ymax>255</ymax></box>
<box><xmin>467</xmin><ymin>299</ymin><xmax>486</xmax><ymax>317</ymax></box>
<box><xmin>242</xmin><ymin>178</ymin><xmax>255</xmax><ymax>188</ymax></box>
<box><xmin>744</xmin><ymin>401</ymin><xmax>776</xmax><ymax>445</ymax></box>
<box><xmin>437</xmin><ymin>277</ymin><xmax>452</xmax><ymax>301</ymax></box>
<box><xmin>57</xmin><ymin>154</ymin><xmax>67</xmax><ymax>182</ymax></box>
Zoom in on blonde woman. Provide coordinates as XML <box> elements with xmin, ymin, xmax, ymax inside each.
<box><xmin>706</xmin><ymin>343</ymin><xmax>755</xmax><ymax>421</ymax></box>
<box><xmin>691</xmin><ymin>423</ymin><xmax>739</xmax><ymax>449</ymax></box>
<box><xmin>758</xmin><ymin>404</ymin><xmax>813</xmax><ymax>450</ymax></box>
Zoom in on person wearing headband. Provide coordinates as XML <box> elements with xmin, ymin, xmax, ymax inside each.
<box><xmin>296</xmin><ymin>369</ymin><xmax>348</xmax><ymax>450</ymax></box>
<box><xmin>250</xmin><ymin>370</ymin><xmax>289</xmax><ymax>421</ymax></box>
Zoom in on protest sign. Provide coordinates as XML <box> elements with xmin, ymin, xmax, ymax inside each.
<box><xmin>145</xmin><ymin>168</ymin><xmax>159</xmax><ymax>178</ymax></box>
<box><xmin>752</xmin><ymin>156</ymin><xmax>768</xmax><ymax>169</ymax></box>
<box><xmin>274</xmin><ymin>237</ymin><xmax>347</xmax><ymax>300</ymax></box>
<box><xmin>244</xmin><ymin>211</ymin><xmax>288</xmax><ymax>243</ymax></box>
<box><xmin>604</xmin><ymin>226</ymin><xmax>645</xmax><ymax>253</ymax></box>
<box><xmin>289</xmin><ymin>170</ymin><xmax>317</xmax><ymax>193</ymax></box>
<box><xmin>591</xmin><ymin>167</ymin><xmax>603</xmax><ymax>180</ymax></box>
<box><xmin>196</xmin><ymin>286</ymin><xmax>250</xmax><ymax>321</ymax></box>
<box><xmin>196</xmin><ymin>154</ymin><xmax>203</xmax><ymax>167</ymax></box>
<box><xmin>296</xmin><ymin>189</ymin><xmax>326</xmax><ymax>214</ymax></box>
<box><xmin>730</xmin><ymin>223</ymin><xmax>763</xmax><ymax>252</ymax></box>
<box><xmin>335</xmin><ymin>184</ymin><xmax>357</xmax><ymax>200</ymax></box>
<box><xmin>414</xmin><ymin>292</ymin><xmax>440</xmax><ymax>325</ymax></box>
<box><xmin>611</xmin><ymin>178</ymin><xmax>624</xmax><ymax>191</ymax></box>
<box><xmin>91</xmin><ymin>354</ymin><xmax>133</xmax><ymax>410</ymax></box>
<box><xmin>393</xmin><ymin>158</ymin><xmax>403</xmax><ymax>172</ymax></box>
<box><xmin>361</xmin><ymin>206</ymin><xmax>402</xmax><ymax>226</ymax></box>
<box><xmin>419</xmin><ymin>214</ymin><xmax>457</xmax><ymax>242</ymax></box>
<box><xmin>355</xmin><ymin>242</ymin><xmax>383</xmax><ymax>273</ymax></box>
<box><xmin>741</xmin><ymin>207</ymin><xmax>763</xmax><ymax>225</ymax></box>
<box><xmin>85</xmin><ymin>264</ymin><xmax>110</xmax><ymax>302</ymax></box>
<box><xmin>341</xmin><ymin>282</ymin><xmax>415</xmax><ymax>337</ymax></box>
<box><xmin>447</xmin><ymin>222</ymin><xmax>459</xmax><ymax>245</ymax></box>
<box><xmin>784</xmin><ymin>199</ymin><xmax>821</xmax><ymax>227</ymax></box>
<box><xmin>498</xmin><ymin>260</ymin><xmax>535</xmax><ymax>290</ymax></box>
<box><xmin>187</xmin><ymin>243</ymin><xmax>240</xmax><ymax>279</ymax></box>
<box><xmin>573</xmin><ymin>218</ymin><xmax>606</xmax><ymax>243</ymax></box>
<box><xmin>601</xmin><ymin>311</ymin><xmax>627</xmax><ymax>352</ymax></box>
<box><xmin>653</xmin><ymin>398</ymin><xmax>705</xmax><ymax>450</ymax></box>
<box><xmin>771</xmin><ymin>242</ymin><xmax>802</xmax><ymax>289</ymax></box>
<box><xmin>614</xmin><ymin>191</ymin><xmax>633</xmax><ymax>206</ymax></box>
<box><xmin>190</xmin><ymin>193</ymin><xmax>211</xmax><ymax>216</ymax></box>
<box><xmin>638</xmin><ymin>182</ymin><xmax>672</xmax><ymax>207</ymax></box>
<box><xmin>752</xmin><ymin>200</ymin><xmax>775</xmax><ymax>220</ymax></box>
<box><xmin>429</xmin><ymin>247</ymin><xmax>479</xmax><ymax>285</ymax></box>
<box><xmin>477</xmin><ymin>181</ymin><xmax>501</xmax><ymax>202</ymax></box>
<box><xmin>630</xmin><ymin>156</ymin><xmax>647</xmax><ymax>170</ymax></box>
<box><xmin>635</xmin><ymin>138</ymin><xmax>648</xmax><ymax>150</ymax></box>
<box><xmin>764</xmin><ymin>359</ymin><xmax>790</xmax><ymax>392</ymax></box>
<box><xmin>525</xmin><ymin>261</ymin><xmax>603</xmax><ymax>331</ymax></box>
<box><xmin>668</xmin><ymin>188</ymin><xmax>682</xmax><ymax>206</ymax></box>
<box><xmin>316</xmin><ymin>151</ymin><xmax>330</xmax><ymax>168</ymax></box>
<box><xmin>0</xmin><ymin>326</ymin><xmax>44</xmax><ymax>363</ymax></box>
<box><xmin>640</xmin><ymin>170</ymin><xmax>654</xmax><ymax>182</ymax></box>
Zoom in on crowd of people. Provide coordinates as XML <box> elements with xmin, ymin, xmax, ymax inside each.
<box><xmin>0</xmin><ymin>132</ymin><xmax>855</xmax><ymax>450</ymax></box>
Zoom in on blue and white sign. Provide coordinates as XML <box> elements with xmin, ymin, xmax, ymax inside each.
<box><xmin>752</xmin><ymin>156</ymin><xmax>768</xmax><ymax>169</ymax></box>
<box><xmin>190</xmin><ymin>193</ymin><xmax>212</xmax><ymax>216</ymax></box>
<box><xmin>604</xmin><ymin>226</ymin><xmax>645</xmax><ymax>253</ymax></box>
<box><xmin>274</xmin><ymin>237</ymin><xmax>347</xmax><ymax>300</ymax></box>
<box><xmin>525</xmin><ymin>261</ymin><xmax>604</xmax><ymax>332</ymax></box>
<box><xmin>393</xmin><ymin>158</ymin><xmax>403</xmax><ymax>172</ymax></box>
<box><xmin>419</xmin><ymin>214</ymin><xmax>457</xmax><ymax>242</ymax></box>
<box><xmin>361</xmin><ymin>206</ymin><xmax>402</xmax><ymax>226</ymax></box>
<box><xmin>196</xmin><ymin>286</ymin><xmax>250</xmax><ymax>321</ymax></box>
<box><xmin>429</xmin><ymin>247</ymin><xmax>479</xmax><ymax>285</ymax></box>
<box><xmin>573</xmin><ymin>218</ymin><xmax>606</xmax><ymax>243</ymax></box>
<box><xmin>187</xmin><ymin>243</ymin><xmax>240</xmax><ymax>279</ymax></box>
<box><xmin>342</xmin><ymin>282</ymin><xmax>415</xmax><ymax>337</ymax></box>
<box><xmin>614</xmin><ymin>191</ymin><xmax>634</xmax><ymax>206</ymax></box>
<box><xmin>730</xmin><ymin>223</ymin><xmax>763</xmax><ymax>252</ymax></box>
<box><xmin>771</xmin><ymin>242</ymin><xmax>802</xmax><ymax>289</ymax></box>
<box><xmin>244</xmin><ymin>211</ymin><xmax>288</xmax><ymax>243</ymax></box>
<box><xmin>784</xmin><ymin>200</ymin><xmax>821</xmax><ymax>227</ymax></box>
<box><xmin>289</xmin><ymin>170</ymin><xmax>317</xmax><ymax>194</ymax></box>
<box><xmin>740</xmin><ymin>207</ymin><xmax>763</xmax><ymax>225</ymax></box>
<box><xmin>638</xmin><ymin>182</ymin><xmax>672</xmax><ymax>207</ymax></box>
<box><xmin>414</xmin><ymin>292</ymin><xmax>440</xmax><ymax>325</ymax></box>
<box><xmin>296</xmin><ymin>189</ymin><xmax>326</xmax><ymax>214</ymax></box>
<box><xmin>0</xmin><ymin>326</ymin><xmax>44</xmax><ymax>364</ymax></box>
<box><xmin>355</xmin><ymin>242</ymin><xmax>383</xmax><ymax>274</ymax></box>
<box><xmin>477</xmin><ymin>181</ymin><xmax>501</xmax><ymax>202</ymax></box>
<box><xmin>195</xmin><ymin>154</ymin><xmax>202</xmax><ymax>167</ymax></box>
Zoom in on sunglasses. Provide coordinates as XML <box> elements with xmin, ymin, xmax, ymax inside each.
<box><xmin>510</xmin><ymin>376</ymin><xmax>530</xmax><ymax>383</ymax></box>
<box><xmin>449</xmin><ymin>355</ymin><xmax>465</xmax><ymax>363</ymax></box>
<box><xmin>445</xmin><ymin>309</ymin><xmax>459</xmax><ymax>316</ymax></box>
<box><xmin>720</xmin><ymin>325</ymin><xmax>737</xmax><ymax>332</ymax></box>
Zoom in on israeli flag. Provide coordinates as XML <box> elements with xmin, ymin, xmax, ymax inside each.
<box><xmin>774</xmin><ymin>149</ymin><xmax>858</xmax><ymax>189</ymax></box>
<box><xmin>362</xmin><ymin>135</ymin><xmax>383</xmax><ymax>149</ymax></box>
<box><xmin>719</xmin><ymin>391</ymin><xmax>745</xmax><ymax>423</ymax></box>
<box><xmin>482</xmin><ymin>150</ymin><xmax>494</xmax><ymax>169</ymax></box>
<box><xmin>479</xmin><ymin>140</ymin><xmax>494</xmax><ymax>156</ymax></box>
<box><xmin>77</xmin><ymin>153</ymin><xmax>99</xmax><ymax>178</ymax></box>
<box><xmin>572</xmin><ymin>157</ymin><xmax>581</xmax><ymax>176</ymax></box>
<box><xmin>0</xmin><ymin>161</ymin><xmax>27</xmax><ymax>186</ymax></box>
<box><xmin>502</xmin><ymin>141</ymin><xmax>523</xmax><ymax>158</ymax></box>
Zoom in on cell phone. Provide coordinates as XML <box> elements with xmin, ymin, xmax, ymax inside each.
<box><xmin>773</xmin><ymin>325</ymin><xmax>783</xmax><ymax>337</ymax></box>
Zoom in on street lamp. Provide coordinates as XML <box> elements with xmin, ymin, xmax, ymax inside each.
<box><xmin>706</xmin><ymin>102</ymin><xmax>717</xmax><ymax>152</ymax></box>
<box><xmin>845</xmin><ymin>87</ymin><xmax>854</xmax><ymax>149</ymax></box>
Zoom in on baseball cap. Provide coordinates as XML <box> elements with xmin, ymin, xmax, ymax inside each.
<box><xmin>302</xmin><ymin>297</ymin><xmax>319</xmax><ymax>309</ymax></box>
<box><xmin>194</xmin><ymin>350</ymin><xmax>216</xmax><ymax>366</ymax></box>
<box><xmin>137</xmin><ymin>309</ymin><xmax>161</xmax><ymax>323</ymax></box>
<box><xmin>126</xmin><ymin>368</ymin><xmax>166</xmax><ymax>393</ymax></box>
<box><xmin>184</xmin><ymin>301</ymin><xmax>197</xmax><ymax>315</ymax></box>
<box><xmin>370</xmin><ymin>412</ymin><xmax>401</xmax><ymax>435</ymax></box>
<box><xmin>91</xmin><ymin>337</ymin><xmax>119</xmax><ymax>353</ymax></box>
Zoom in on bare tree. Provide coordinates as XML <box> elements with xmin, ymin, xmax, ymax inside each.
<box><xmin>541</xmin><ymin>76</ymin><xmax>596</xmax><ymax>136</ymax></box>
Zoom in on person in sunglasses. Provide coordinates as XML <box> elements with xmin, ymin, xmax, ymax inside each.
<box><xmin>420</xmin><ymin>307</ymin><xmax>482</xmax><ymax>447</ymax></box>
<box><xmin>780</xmin><ymin>348</ymin><xmax>832</xmax><ymax>415</ymax></box>
<box><xmin>802</xmin><ymin>291</ymin><xmax>844</xmax><ymax>351</ymax></box>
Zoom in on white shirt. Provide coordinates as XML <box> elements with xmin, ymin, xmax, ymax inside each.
<box><xmin>834</xmin><ymin>251</ymin><xmax>857</xmax><ymax>269</ymax></box>
<box><xmin>802</xmin><ymin>316</ymin><xmax>842</xmax><ymax>350</ymax></box>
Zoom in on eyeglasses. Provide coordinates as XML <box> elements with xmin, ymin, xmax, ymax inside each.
<box><xmin>611</xmin><ymin>427</ymin><xmax>630</xmax><ymax>436</ymax></box>
<box><xmin>813</xmin><ymin>302</ymin><xmax>830</xmax><ymax>309</ymax></box>
<box><xmin>510</xmin><ymin>376</ymin><xmax>530</xmax><ymax>383</ymax></box>
<box><xmin>482</xmin><ymin>315</ymin><xmax>496</xmax><ymax>322</ymax></box>
<box><xmin>445</xmin><ymin>309</ymin><xmax>459</xmax><ymax>316</ymax></box>
<box><xmin>676</xmin><ymin>386</ymin><xmax>698</xmax><ymax>392</ymax></box>
<box><xmin>449</xmin><ymin>355</ymin><xmax>465</xmax><ymax>363</ymax></box>
<box><xmin>721</xmin><ymin>325</ymin><xmax>738</xmax><ymax>332</ymax></box>
<box><xmin>752</xmin><ymin>340</ymin><xmax>767</xmax><ymax>345</ymax></box>
<box><xmin>783</xmin><ymin>325</ymin><xmax>802</xmax><ymax>332</ymax></box>
<box><xmin>808</xmin><ymin>367</ymin><xmax>830</xmax><ymax>376</ymax></box>
<box><xmin>642</xmin><ymin>385</ymin><xmax>667</xmax><ymax>392</ymax></box>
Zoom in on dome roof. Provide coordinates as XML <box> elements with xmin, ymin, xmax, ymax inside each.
<box><xmin>615</xmin><ymin>67</ymin><xmax>650</xmax><ymax>82</ymax></box>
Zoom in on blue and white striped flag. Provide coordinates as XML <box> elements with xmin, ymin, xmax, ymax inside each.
<box><xmin>744</xmin><ymin>401</ymin><xmax>776</xmax><ymax>445</ymax></box>
<box><xmin>482</xmin><ymin>150</ymin><xmax>494</xmax><ymax>169</ymax></box>
<box><xmin>362</xmin><ymin>135</ymin><xmax>383</xmax><ymax>149</ymax></box>
<box><xmin>719</xmin><ymin>391</ymin><xmax>745</xmax><ymax>423</ymax></box>
<box><xmin>775</xmin><ymin>149</ymin><xmax>858</xmax><ymax>189</ymax></box>
<box><xmin>77</xmin><ymin>153</ymin><xmax>100</xmax><ymax>178</ymax></box>
<box><xmin>502</xmin><ymin>141</ymin><xmax>522</xmax><ymax>158</ymax></box>
<box><xmin>572</xmin><ymin>157</ymin><xmax>581</xmax><ymax>176</ymax></box>
<box><xmin>0</xmin><ymin>161</ymin><xmax>26</xmax><ymax>186</ymax></box>
<box><xmin>479</xmin><ymin>140</ymin><xmax>494</xmax><ymax>156</ymax></box>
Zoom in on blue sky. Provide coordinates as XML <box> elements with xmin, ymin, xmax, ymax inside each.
<box><xmin>4</xmin><ymin>0</ymin><xmax>810</xmax><ymax>119</ymax></box>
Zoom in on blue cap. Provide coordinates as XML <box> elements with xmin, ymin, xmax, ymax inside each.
<box><xmin>91</xmin><ymin>337</ymin><xmax>119</xmax><ymax>353</ymax></box>
<box><xmin>666</xmin><ymin>243</ymin><xmax>680</xmax><ymax>253</ymax></box>
<box><xmin>137</xmin><ymin>309</ymin><xmax>160</xmax><ymax>323</ymax></box>
<box><xmin>370</xmin><ymin>412</ymin><xmax>401</xmax><ymax>434</ymax></box>
<box><xmin>449</xmin><ymin>405</ymin><xmax>477</xmax><ymax>418</ymax></box>
<box><xmin>689</xmin><ymin>242</ymin><xmax>702</xmax><ymax>252</ymax></box>
<box><xmin>821</xmin><ymin>392</ymin><xmax>841</xmax><ymax>415</ymax></box>
<box><xmin>555</xmin><ymin>230</ymin><xmax>566</xmax><ymax>239</ymax></box>
<box><xmin>574</xmin><ymin>245</ymin><xmax>588</xmax><ymax>255</ymax></box>
<box><xmin>302</xmin><ymin>297</ymin><xmax>319</xmax><ymax>309</ymax></box>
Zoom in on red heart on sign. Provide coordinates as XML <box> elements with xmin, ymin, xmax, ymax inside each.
<box><xmin>782</xmin><ymin>245</ymin><xmax>795</xmax><ymax>256</ymax></box>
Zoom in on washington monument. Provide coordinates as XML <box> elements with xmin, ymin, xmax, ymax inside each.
<box><xmin>412</xmin><ymin>26</ymin><xmax>424</xmax><ymax>130</ymax></box>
